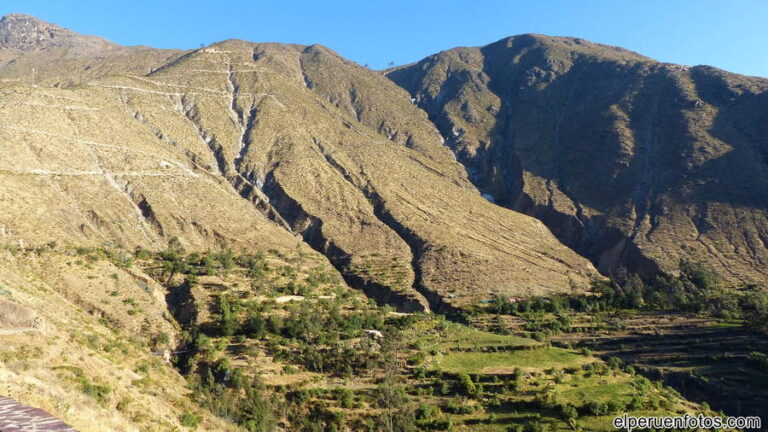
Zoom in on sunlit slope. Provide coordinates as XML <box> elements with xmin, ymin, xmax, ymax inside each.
<box><xmin>0</xmin><ymin>36</ymin><xmax>599</xmax><ymax>310</ymax></box>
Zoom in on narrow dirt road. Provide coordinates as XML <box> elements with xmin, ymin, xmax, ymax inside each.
<box><xmin>0</xmin><ymin>327</ymin><xmax>38</xmax><ymax>336</ymax></box>
<box><xmin>0</xmin><ymin>396</ymin><xmax>75</xmax><ymax>431</ymax></box>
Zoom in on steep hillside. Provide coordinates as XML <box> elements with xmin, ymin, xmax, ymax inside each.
<box><xmin>0</xmin><ymin>21</ymin><xmax>600</xmax><ymax>313</ymax></box>
<box><xmin>0</xmin><ymin>246</ymin><xmax>241</xmax><ymax>431</ymax></box>
<box><xmin>388</xmin><ymin>34</ymin><xmax>768</xmax><ymax>284</ymax></box>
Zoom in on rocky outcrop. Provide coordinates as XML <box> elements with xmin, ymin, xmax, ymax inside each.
<box><xmin>0</xmin><ymin>14</ymin><xmax>107</xmax><ymax>51</ymax></box>
<box><xmin>0</xmin><ymin>14</ymin><xmax>184</xmax><ymax>88</ymax></box>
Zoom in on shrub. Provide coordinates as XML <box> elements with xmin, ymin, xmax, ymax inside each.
<box><xmin>585</xmin><ymin>401</ymin><xmax>609</xmax><ymax>416</ymax></box>
<box><xmin>179</xmin><ymin>412</ymin><xmax>200</xmax><ymax>428</ymax></box>
<box><xmin>78</xmin><ymin>376</ymin><xmax>110</xmax><ymax>405</ymax></box>
<box><xmin>335</xmin><ymin>388</ymin><xmax>356</xmax><ymax>409</ymax></box>
<box><xmin>456</xmin><ymin>372</ymin><xmax>477</xmax><ymax>396</ymax></box>
<box><xmin>513</xmin><ymin>421</ymin><xmax>543</xmax><ymax>432</ymax></box>
<box><xmin>249</xmin><ymin>313</ymin><xmax>267</xmax><ymax>339</ymax></box>
<box><xmin>218</xmin><ymin>294</ymin><xmax>240</xmax><ymax>336</ymax></box>
<box><xmin>135</xmin><ymin>248</ymin><xmax>151</xmax><ymax>260</ymax></box>
<box><xmin>559</xmin><ymin>403</ymin><xmax>578</xmax><ymax>421</ymax></box>
<box><xmin>607</xmin><ymin>356</ymin><xmax>623</xmax><ymax>369</ymax></box>
<box><xmin>443</xmin><ymin>400</ymin><xmax>476</xmax><ymax>414</ymax></box>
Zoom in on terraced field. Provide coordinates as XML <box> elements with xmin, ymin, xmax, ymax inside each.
<box><xmin>0</xmin><ymin>246</ymin><xmax>721</xmax><ymax>431</ymax></box>
<box><xmin>411</xmin><ymin>323</ymin><xmax>702</xmax><ymax>431</ymax></box>
<box><xmin>553</xmin><ymin>313</ymin><xmax>768</xmax><ymax>418</ymax></box>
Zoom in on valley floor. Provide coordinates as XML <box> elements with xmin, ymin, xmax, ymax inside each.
<box><xmin>1</xmin><ymin>245</ymin><xmax>763</xmax><ymax>431</ymax></box>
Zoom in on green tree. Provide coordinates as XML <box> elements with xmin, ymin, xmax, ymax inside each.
<box><xmin>457</xmin><ymin>372</ymin><xmax>477</xmax><ymax>396</ymax></box>
<box><xmin>218</xmin><ymin>294</ymin><xmax>240</xmax><ymax>336</ymax></box>
<box><xmin>374</xmin><ymin>382</ymin><xmax>416</xmax><ymax>432</ymax></box>
<box><xmin>161</xmin><ymin>249</ymin><xmax>189</xmax><ymax>285</ymax></box>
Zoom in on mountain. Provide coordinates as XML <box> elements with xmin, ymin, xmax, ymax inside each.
<box><xmin>0</xmin><ymin>15</ymin><xmax>764</xmax><ymax>432</ymax></box>
<box><xmin>0</xmin><ymin>20</ymin><xmax>599</xmax><ymax>314</ymax></box>
<box><xmin>0</xmin><ymin>14</ymin><xmax>184</xmax><ymax>87</ymax></box>
<box><xmin>0</xmin><ymin>18</ymin><xmax>602</xmax><ymax>430</ymax></box>
<box><xmin>0</xmin><ymin>13</ymin><xmax>108</xmax><ymax>51</ymax></box>
<box><xmin>388</xmin><ymin>34</ymin><xmax>768</xmax><ymax>284</ymax></box>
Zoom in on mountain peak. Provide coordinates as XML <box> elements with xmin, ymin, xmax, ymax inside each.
<box><xmin>0</xmin><ymin>13</ymin><xmax>106</xmax><ymax>51</ymax></box>
<box><xmin>484</xmin><ymin>33</ymin><xmax>652</xmax><ymax>64</ymax></box>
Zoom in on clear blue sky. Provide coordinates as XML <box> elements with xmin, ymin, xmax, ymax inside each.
<box><xmin>2</xmin><ymin>0</ymin><xmax>767</xmax><ymax>77</ymax></box>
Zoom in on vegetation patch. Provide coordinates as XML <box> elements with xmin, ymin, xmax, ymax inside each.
<box><xmin>435</xmin><ymin>348</ymin><xmax>592</xmax><ymax>374</ymax></box>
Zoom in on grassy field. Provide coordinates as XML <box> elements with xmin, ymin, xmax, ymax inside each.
<box><xmin>554</xmin><ymin>374</ymin><xmax>636</xmax><ymax>405</ymax></box>
<box><xmin>435</xmin><ymin>348</ymin><xmax>592</xmax><ymax>374</ymax></box>
<box><xmin>423</xmin><ymin>323</ymin><xmax>542</xmax><ymax>351</ymax></box>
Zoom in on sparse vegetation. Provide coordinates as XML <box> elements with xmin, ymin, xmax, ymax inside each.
<box><xmin>490</xmin><ymin>260</ymin><xmax>768</xmax><ymax>336</ymax></box>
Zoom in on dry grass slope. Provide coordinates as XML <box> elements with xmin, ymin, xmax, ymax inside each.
<box><xmin>0</xmin><ymin>27</ymin><xmax>600</xmax><ymax>312</ymax></box>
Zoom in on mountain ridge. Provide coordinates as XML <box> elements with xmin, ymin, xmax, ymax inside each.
<box><xmin>0</xmin><ymin>14</ymin><xmax>765</xmax><ymax>293</ymax></box>
<box><xmin>0</xmin><ymin>19</ymin><xmax>602</xmax><ymax>315</ymax></box>
<box><xmin>390</xmin><ymin>33</ymin><xmax>767</xmax><ymax>80</ymax></box>
<box><xmin>387</xmin><ymin>33</ymin><xmax>768</xmax><ymax>285</ymax></box>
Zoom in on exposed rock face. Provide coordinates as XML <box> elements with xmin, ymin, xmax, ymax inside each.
<box><xmin>0</xmin><ymin>18</ymin><xmax>601</xmax><ymax>311</ymax></box>
<box><xmin>0</xmin><ymin>14</ymin><xmax>106</xmax><ymax>51</ymax></box>
<box><xmin>0</xmin><ymin>14</ymin><xmax>184</xmax><ymax>87</ymax></box>
<box><xmin>388</xmin><ymin>34</ymin><xmax>768</xmax><ymax>285</ymax></box>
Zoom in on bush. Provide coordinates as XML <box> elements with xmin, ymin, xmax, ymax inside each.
<box><xmin>179</xmin><ymin>412</ymin><xmax>200</xmax><ymax>428</ymax></box>
<box><xmin>607</xmin><ymin>399</ymin><xmax>625</xmax><ymax>413</ymax></box>
<box><xmin>512</xmin><ymin>421</ymin><xmax>543</xmax><ymax>432</ymax></box>
<box><xmin>415</xmin><ymin>403</ymin><xmax>441</xmax><ymax>421</ymax></box>
<box><xmin>456</xmin><ymin>372</ymin><xmax>477</xmax><ymax>396</ymax></box>
<box><xmin>585</xmin><ymin>401</ymin><xmax>609</xmax><ymax>416</ymax></box>
<box><xmin>135</xmin><ymin>248</ymin><xmax>151</xmax><ymax>260</ymax></box>
<box><xmin>78</xmin><ymin>376</ymin><xmax>110</xmax><ymax>405</ymax></box>
<box><xmin>245</xmin><ymin>313</ymin><xmax>266</xmax><ymax>338</ymax></box>
<box><xmin>443</xmin><ymin>400</ymin><xmax>477</xmax><ymax>414</ymax></box>
<box><xmin>607</xmin><ymin>356</ymin><xmax>623</xmax><ymax>369</ymax></box>
<box><xmin>335</xmin><ymin>388</ymin><xmax>356</xmax><ymax>409</ymax></box>
<box><xmin>218</xmin><ymin>294</ymin><xmax>240</xmax><ymax>336</ymax></box>
<box><xmin>155</xmin><ymin>332</ymin><xmax>171</xmax><ymax>346</ymax></box>
<box><xmin>560</xmin><ymin>403</ymin><xmax>578</xmax><ymax>421</ymax></box>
